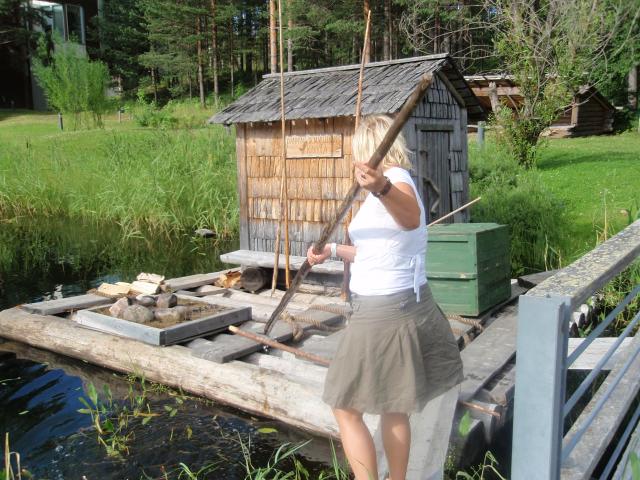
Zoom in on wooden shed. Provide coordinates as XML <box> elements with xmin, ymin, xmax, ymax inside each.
<box><xmin>210</xmin><ymin>54</ymin><xmax>485</xmax><ymax>258</ymax></box>
<box><xmin>465</xmin><ymin>75</ymin><xmax>615</xmax><ymax>138</ymax></box>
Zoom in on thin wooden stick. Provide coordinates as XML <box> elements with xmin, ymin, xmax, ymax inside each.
<box><xmin>264</xmin><ymin>73</ymin><xmax>434</xmax><ymax>335</ymax></box>
<box><xmin>427</xmin><ymin>197</ymin><xmax>482</xmax><ymax>226</ymax></box>
<box><xmin>342</xmin><ymin>10</ymin><xmax>371</xmax><ymax>301</ymax></box>
<box><xmin>229</xmin><ymin>325</ymin><xmax>330</xmax><ymax>366</ymax></box>
<box><xmin>459</xmin><ymin>400</ymin><xmax>501</xmax><ymax>418</ymax></box>
<box><xmin>271</xmin><ymin>0</ymin><xmax>290</xmax><ymax>293</ymax></box>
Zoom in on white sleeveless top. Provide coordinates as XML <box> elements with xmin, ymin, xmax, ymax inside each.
<box><xmin>348</xmin><ymin>167</ymin><xmax>428</xmax><ymax>299</ymax></box>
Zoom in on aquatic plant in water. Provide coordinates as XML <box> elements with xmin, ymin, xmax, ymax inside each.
<box><xmin>77</xmin><ymin>375</ymin><xmax>187</xmax><ymax>458</ymax></box>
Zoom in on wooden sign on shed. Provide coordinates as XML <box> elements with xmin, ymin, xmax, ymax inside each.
<box><xmin>210</xmin><ymin>54</ymin><xmax>485</xmax><ymax>257</ymax></box>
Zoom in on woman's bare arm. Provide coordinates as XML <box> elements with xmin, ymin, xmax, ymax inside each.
<box><xmin>307</xmin><ymin>243</ymin><xmax>357</xmax><ymax>265</ymax></box>
<box><xmin>354</xmin><ymin>162</ymin><xmax>421</xmax><ymax>230</ymax></box>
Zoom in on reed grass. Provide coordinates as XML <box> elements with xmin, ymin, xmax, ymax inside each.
<box><xmin>0</xmin><ymin>108</ymin><xmax>238</xmax><ymax>238</ymax></box>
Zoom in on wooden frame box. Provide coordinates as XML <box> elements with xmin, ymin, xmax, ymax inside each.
<box><xmin>75</xmin><ymin>299</ymin><xmax>251</xmax><ymax>346</ymax></box>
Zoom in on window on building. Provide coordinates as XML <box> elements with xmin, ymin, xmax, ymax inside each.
<box><xmin>66</xmin><ymin>5</ymin><xmax>85</xmax><ymax>44</ymax></box>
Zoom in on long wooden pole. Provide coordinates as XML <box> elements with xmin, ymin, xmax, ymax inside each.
<box><xmin>271</xmin><ymin>0</ymin><xmax>291</xmax><ymax>293</ymax></box>
<box><xmin>428</xmin><ymin>196</ymin><xmax>481</xmax><ymax>226</ymax></box>
<box><xmin>342</xmin><ymin>10</ymin><xmax>371</xmax><ymax>301</ymax></box>
<box><xmin>264</xmin><ymin>73</ymin><xmax>434</xmax><ymax>335</ymax></box>
<box><xmin>229</xmin><ymin>325</ymin><xmax>330</xmax><ymax>366</ymax></box>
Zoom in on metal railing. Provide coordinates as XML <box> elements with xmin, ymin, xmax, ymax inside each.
<box><xmin>511</xmin><ymin>220</ymin><xmax>640</xmax><ymax>479</ymax></box>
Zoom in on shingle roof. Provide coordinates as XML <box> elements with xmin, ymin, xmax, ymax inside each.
<box><xmin>209</xmin><ymin>54</ymin><xmax>485</xmax><ymax>125</ymax></box>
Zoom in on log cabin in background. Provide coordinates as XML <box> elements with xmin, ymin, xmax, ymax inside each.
<box><xmin>210</xmin><ymin>54</ymin><xmax>486</xmax><ymax>258</ymax></box>
<box><xmin>465</xmin><ymin>74</ymin><xmax>615</xmax><ymax>138</ymax></box>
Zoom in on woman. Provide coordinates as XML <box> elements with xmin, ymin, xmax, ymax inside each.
<box><xmin>307</xmin><ymin>115</ymin><xmax>464</xmax><ymax>480</ymax></box>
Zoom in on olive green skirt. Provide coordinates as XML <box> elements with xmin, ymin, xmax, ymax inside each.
<box><xmin>322</xmin><ymin>284</ymin><xmax>464</xmax><ymax>414</ymax></box>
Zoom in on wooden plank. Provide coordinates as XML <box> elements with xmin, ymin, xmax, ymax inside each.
<box><xmin>612</xmin><ymin>414</ymin><xmax>640</xmax><ymax>480</ymax></box>
<box><xmin>198</xmin><ymin>294</ymin><xmax>305</xmax><ymax>322</ymax></box>
<box><xmin>481</xmin><ymin>361</ymin><xmax>516</xmax><ymax>405</ymax></box>
<box><xmin>236</xmin><ymin>123</ymin><xmax>250</xmax><ymax>250</ymax></box>
<box><xmin>458</xmin><ymin>303</ymin><xmax>518</xmax><ymax>402</ymax></box>
<box><xmin>0</xmin><ymin>307</ymin><xmax>341</xmax><ymax>438</ymax></box>
<box><xmin>567</xmin><ymin>337</ymin><xmax>633</xmax><ymax>371</ymax></box>
<box><xmin>300</xmin><ymin>330</ymin><xmax>344</xmax><ymax>358</ymax></box>
<box><xmin>186</xmin><ymin>308</ymin><xmax>343</xmax><ymax>363</ymax></box>
<box><xmin>264</xmin><ymin>288</ymin><xmax>346</xmax><ymax>307</ymax></box>
<box><xmin>561</xmin><ymin>334</ymin><xmax>640</xmax><ymax>480</ymax></box>
<box><xmin>21</xmin><ymin>294</ymin><xmax>114</xmax><ymax>316</ymax></box>
<box><xmin>220</xmin><ymin>249</ymin><xmax>344</xmax><ymax>275</ymax></box>
<box><xmin>165</xmin><ymin>270</ymin><xmax>236</xmax><ymax>291</ymax></box>
<box><xmin>517</xmin><ymin>270</ymin><xmax>559</xmax><ymax>288</ymax></box>
<box><xmin>76</xmin><ymin>309</ymin><xmax>161</xmax><ymax>344</ymax></box>
<box><xmin>193</xmin><ymin>289</ymin><xmax>312</xmax><ymax>314</ymax></box>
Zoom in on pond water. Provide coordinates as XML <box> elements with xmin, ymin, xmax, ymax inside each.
<box><xmin>0</xmin><ymin>218</ymin><xmax>335</xmax><ymax>478</ymax></box>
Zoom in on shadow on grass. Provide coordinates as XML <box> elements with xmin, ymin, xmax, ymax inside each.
<box><xmin>537</xmin><ymin>150</ymin><xmax>638</xmax><ymax>170</ymax></box>
<box><xmin>0</xmin><ymin>108</ymin><xmax>56</xmax><ymax>122</ymax></box>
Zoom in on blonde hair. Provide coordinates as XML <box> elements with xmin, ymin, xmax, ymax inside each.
<box><xmin>351</xmin><ymin>115</ymin><xmax>412</xmax><ymax>171</ymax></box>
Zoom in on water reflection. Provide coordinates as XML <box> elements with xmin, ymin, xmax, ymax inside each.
<box><xmin>0</xmin><ymin>216</ymin><xmax>237</xmax><ymax>309</ymax></box>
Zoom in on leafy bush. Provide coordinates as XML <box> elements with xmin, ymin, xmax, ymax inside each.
<box><xmin>132</xmin><ymin>101</ymin><xmax>178</xmax><ymax>128</ymax></box>
<box><xmin>33</xmin><ymin>36</ymin><xmax>112</xmax><ymax>129</ymax></box>
<box><xmin>470</xmin><ymin>143</ymin><xmax>569</xmax><ymax>276</ymax></box>
<box><xmin>613</xmin><ymin>108</ymin><xmax>640</xmax><ymax>133</ymax></box>
<box><xmin>132</xmin><ymin>98</ymin><xmax>206</xmax><ymax>129</ymax></box>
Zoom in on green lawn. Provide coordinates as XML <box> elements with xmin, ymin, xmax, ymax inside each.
<box><xmin>468</xmin><ymin>130</ymin><xmax>640</xmax><ymax>272</ymax></box>
<box><xmin>536</xmin><ymin>133</ymin><xmax>640</xmax><ymax>256</ymax></box>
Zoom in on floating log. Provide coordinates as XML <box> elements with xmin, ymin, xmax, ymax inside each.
<box><xmin>0</xmin><ymin>307</ymin><xmax>341</xmax><ymax>437</ymax></box>
<box><xmin>241</xmin><ymin>267</ymin><xmax>269</xmax><ymax>292</ymax></box>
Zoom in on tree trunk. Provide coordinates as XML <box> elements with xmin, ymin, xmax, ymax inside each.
<box><xmin>151</xmin><ymin>68</ymin><xmax>158</xmax><ymax>103</ymax></box>
<box><xmin>269</xmin><ymin>0</ymin><xmax>277</xmax><ymax>74</ymax></box>
<box><xmin>434</xmin><ymin>2</ymin><xmax>441</xmax><ymax>53</ymax></box>
<box><xmin>210</xmin><ymin>0</ymin><xmax>219</xmax><ymax>101</ymax></box>
<box><xmin>229</xmin><ymin>17</ymin><xmax>235</xmax><ymax>97</ymax></box>
<box><xmin>383</xmin><ymin>0</ymin><xmax>390</xmax><ymax>61</ymax></box>
<box><xmin>196</xmin><ymin>16</ymin><xmax>206</xmax><ymax>107</ymax></box>
<box><xmin>287</xmin><ymin>0</ymin><xmax>293</xmax><ymax>72</ymax></box>
<box><xmin>629</xmin><ymin>65</ymin><xmax>638</xmax><ymax>110</ymax></box>
<box><xmin>363</xmin><ymin>0</ymin><xmax>371</xmax><ymax>63</ymax></box>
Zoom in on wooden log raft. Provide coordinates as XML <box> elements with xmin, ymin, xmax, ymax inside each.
<box><xmin>0</xmin><ymin>307</ymin><xmax>342</xmax><ymax>438</ymax></box>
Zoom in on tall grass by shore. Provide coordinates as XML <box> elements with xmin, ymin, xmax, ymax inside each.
<box><xmin>0</xmin><ymin>109</ymin><xmax>238</xmax><ymax>238</ymax></box>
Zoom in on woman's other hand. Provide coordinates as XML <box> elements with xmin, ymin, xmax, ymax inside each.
<box><xmin>354</xmin><ymin>162</ymin><xmax>386</xmax><ymax>193</ymax></box>
<box><xmin>307</xmin><ymin>244</ymin><xmax>331</xmax><ymax>265</ymax></box>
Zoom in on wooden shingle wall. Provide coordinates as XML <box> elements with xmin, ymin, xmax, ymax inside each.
<box><xmin>241</xmin><ymin>117</ymin><xmax>366</xmax><ymax>256</ymax></box>
<box><xmin>237</xmin><ymin>75</ymin><xmax>470</xmax><ymax>256</ymax></box>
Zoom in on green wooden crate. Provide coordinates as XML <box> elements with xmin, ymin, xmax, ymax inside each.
<box><xmin>426</xmin><ymin>223</ymin><xmax>510</xmax><ymax>316</ymax></box>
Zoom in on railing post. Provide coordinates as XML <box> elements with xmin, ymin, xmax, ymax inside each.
<box><xmin>477</xmin><ymin>121</ymin><xmax>485</xmax><ymax>148</ymax></box>
<box><xmin>512</xmin><ymin>295</ymin><xmax>570</xmax><ymax>480</ymax></box>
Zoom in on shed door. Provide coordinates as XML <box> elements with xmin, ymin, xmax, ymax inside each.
<box><xmin>417</xmin><ymin>129</ymin><xmax>451</xmax><ymax>223</ymax></box>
